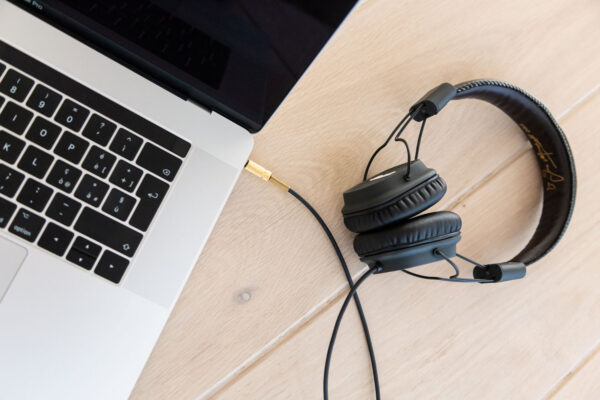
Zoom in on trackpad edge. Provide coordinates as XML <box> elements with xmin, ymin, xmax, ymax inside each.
<box><xmin>0</xmin><ymin>235</ymin><xmax>27</xmax><ymax>303</ymax></box>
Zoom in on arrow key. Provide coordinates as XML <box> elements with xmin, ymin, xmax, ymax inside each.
<box><xmin>72</xmin><ymin>236</ymin><xmax>101</xmax><ymax>258</ymax></box>
<box><xmin>94</xmin><ymin>250</ymin><xmax>129</xmax><ymax>284</ymax></box>
<box><xmin>66</xmin><ymin>248</ymin><xmax>97</xmax><ymax>270</ymax></box>
<box><xmin>38</xmin><ymin>222</ymin><xmax>73</xmax><ymax>256</ymax></box>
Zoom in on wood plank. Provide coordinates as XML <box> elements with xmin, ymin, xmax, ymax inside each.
<box><xmin>212</xmin><ymin>91</ymin><xmax>600</xmax><ymax>399</ymax></box>
<box><xmin>131</xmin><ymin>0</ymin><xmax>600</xmax><ymax>397</ymax></box>
<box><xmin>552</xmin><ymin>346</ymin><xmax>600</xmax><ymax>399</ymax></box>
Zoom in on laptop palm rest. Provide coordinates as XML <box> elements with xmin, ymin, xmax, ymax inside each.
<box><xmin>0</xmin><ymin>236</ymin><xmax>27</xmax><ymax>303</ymax></box>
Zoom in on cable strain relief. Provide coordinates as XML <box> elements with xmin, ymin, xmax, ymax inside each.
<box><xmin>473</xmin><ymin>262</ymin><xmax>527</xmax><ymax>282</ymax></box>
<box><xmin>409</xmin><ymin>83</ymin><xmax>457</xmax><ymax>121</ymax></box>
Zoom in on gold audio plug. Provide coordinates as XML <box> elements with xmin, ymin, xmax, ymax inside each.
<box><xmin>244</xmin><ymin>160</ymin><xmax>290</xmax><ymax>192</ymax></box>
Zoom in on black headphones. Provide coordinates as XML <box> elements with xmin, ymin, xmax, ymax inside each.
<box><xmin>245</xmin><ymin>79</ymin><xmax>578</xmax><ymax>398</ymax></box>
<box><xmin>341</xmin><ymin>79</ymin><xmax>577</xmax><ymax>282</ymax></box>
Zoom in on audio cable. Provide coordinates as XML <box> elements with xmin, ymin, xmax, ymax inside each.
<box><xmin>244</xmin><ymin>160</ymin><xmax>381</xmax><ymax>400</ymax></box>
<box><xmin>324</xmin><ymin>266</ymin><xmax>380</xmax><ymax>400</ymax></box>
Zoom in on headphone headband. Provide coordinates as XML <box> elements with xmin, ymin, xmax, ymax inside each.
<box><xmin>411</xmin><ymin>79</ymin><xmax>576</xmax><ymax>266</ymax></box>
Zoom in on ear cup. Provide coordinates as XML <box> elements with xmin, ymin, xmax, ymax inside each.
<box><xmin>344</xmin><ymin>176</ymin><xmax>446</xmax><ymax>233</ymax></box>
<box><xmin>353</xmin><ymin>211</ymin><xmax>462</xmax><ymax>258</ymax></box>
<box><xmin>342</xmin><ymin>161</ymin><xmax>447</xmax><ymax>233</ymax></box>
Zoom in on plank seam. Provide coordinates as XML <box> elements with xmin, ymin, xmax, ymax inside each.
<box><xmin>200</xmin><ymin>84</ymin><xmax>600</xmax><ymax>399</ymax></box>
<box><xmin>543</xmin><ymin>339</ymin><xmax>600</xmax><ymax>399</ymax></box>
<box><xmin>538</xmin><ymin>84</ymin><xmax>600</xmax><ymax>400</ymax></box>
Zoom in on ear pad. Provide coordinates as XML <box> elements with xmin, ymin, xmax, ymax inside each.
<box><xmin>342</xmin><ymin>160</ymin><xmax>446</xmax><ymax>233</ymax></box>
<box><xmin>354</xmin><ymin>211</ymin><xmax>461</xmax><ymax>257</ymax></box>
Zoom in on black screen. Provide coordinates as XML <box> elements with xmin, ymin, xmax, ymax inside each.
<box><xmin>11</xmin><ymin>0</ymin><xmax>358</xmax><ymax>132</ymax></box>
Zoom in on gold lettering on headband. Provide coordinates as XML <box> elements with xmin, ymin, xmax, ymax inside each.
<box><xmin>521</xmin><ymin>124</ymin><xmax>564</xmax><ymax>191</ymax></box>
<box><xmin>542</xmin><ymin>165</ymin><xmax>564</xmax><ymax>191</ymax></box>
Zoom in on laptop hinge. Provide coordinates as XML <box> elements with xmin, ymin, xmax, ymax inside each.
<box><xmin>186</xmin><ymin>97</ymin><xmax>213</xmax><ymax>114</ymax></box>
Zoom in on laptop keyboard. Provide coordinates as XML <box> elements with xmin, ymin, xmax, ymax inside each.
<box><xmin>0</xmin><ymin>40</ymin><xmax>191</xmax><ymax>284</ymax></box>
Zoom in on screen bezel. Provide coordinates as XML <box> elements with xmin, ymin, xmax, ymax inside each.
<box><xmin>7</xmin><ymin>0</ymin><xmax>359</xmax><ymax>133</ymax></box>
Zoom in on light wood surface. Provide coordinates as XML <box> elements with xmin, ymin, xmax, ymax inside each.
<box><xmin>131</xmin><ymin>0</ymin><xmax>600</xmax><ymax>398</ymax></box>
<box><xmin>552</xmin><ymin>346</ymin><xmax>600</xmax><ymax>399</ymax></box>
<box><xmin>214</xmin><ymin>91</ymin><xmax>600</xmax><ymax>400</ymax></box>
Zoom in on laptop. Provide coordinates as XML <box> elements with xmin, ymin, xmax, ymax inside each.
<box><xmin>0</xmin><ymin>0</ymin><xmax>358</xmax><ymax>398</ymax></box>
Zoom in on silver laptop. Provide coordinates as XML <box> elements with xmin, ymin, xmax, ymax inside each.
<box><xmin>0</xmin><ymin>1</ymin><xmax>358</xmax><ymax>398</ymax></box>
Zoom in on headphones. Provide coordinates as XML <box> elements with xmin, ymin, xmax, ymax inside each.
<box><xmin>341</xmin><ymin>79</ymin><xmax>576</xmax><ymax>282</ymax></box>
<box><xmin>244</xmin><ymin>79</ymin><xmax>579</xmax><ymax>398</ymax></box>
<box><xmin>244</xmin><ymin>79</ymin><xmax>578</xmax><ymax>398</ymax></box>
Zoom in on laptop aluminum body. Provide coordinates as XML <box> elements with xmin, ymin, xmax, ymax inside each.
<box><xmin>0</xmin><ymin>1</ymin><xmax>357</xmax><ymax>398</ymax></box>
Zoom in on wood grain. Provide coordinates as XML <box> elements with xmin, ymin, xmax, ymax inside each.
<box><xmin>131</xmin><ymin>0</ymin><xmax>600</xmax><ymax>398</ymax></box>
<box><xmin>214</xmin><ymin>91</ymin><xmax>600</xmax><ymax>399</ymax></box>
<box><xmin>551</xmin><ymin>346</ymin><xmax>600</xmax><ymax>399</ymax></box>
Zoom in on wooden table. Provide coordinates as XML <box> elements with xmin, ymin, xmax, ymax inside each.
<box><xmin>132</xmin><ymin>0</ymin><xmax>600</xmax><ymax>398</ymax></box>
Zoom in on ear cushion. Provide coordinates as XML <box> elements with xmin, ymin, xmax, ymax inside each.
<box><xmin>344</xmin><ymin>176</ymin><xmax>447</xmax><ymax>233</ymax></box>
<box><xmin>354</xmin><ymin>211</ymin><xmax>462</xmax><ymax>257</ymax></box>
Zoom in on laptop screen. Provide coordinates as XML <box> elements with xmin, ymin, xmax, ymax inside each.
<box><xmin>11</xmin><ymin>0</ymin><xmax>359</xmax><ymax>132</ymax></box>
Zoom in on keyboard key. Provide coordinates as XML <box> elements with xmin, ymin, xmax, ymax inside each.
<box><xmin>46</xmin><ymin>193</ymin><xmax>81</xmax><ymax>226</ymax></box>
<box><xmin>1</xmin><ymin>39</ymin><xmax>191</xmax><ymax>158</ymax></box>
<box><xmin>26</xmin><ymin>84</ymin><xmax>62</xmax><ymax>117</ymax></box>
<box><xmin>74</xmin><ymin>207</ymin><xmax>142</xmax><ymax>258</ymax></box>
<box><xmin>0</xmin><ymin>130</ymin><xmax>26</xmax><ymax>164</ymax></box>
<box><xmin>17</xmin><ymin>145</ymin><xmax>54</xmax><ymax>178</ymax></box>
<box><xmin>66</xmin><ymin>236</ymin><xmax>102</xmax><ymax>269</ymax></box>
<box><xmin>17</xmin><ymin>178</ymin><xmax>53</xmax><ymax>212</ymax></box>
<box><xmin>0</xmin><ymin>101</ymin><xmax>34</xmax><ymax>135</ymax></box>
<box><xmin>38</xmin><ymin>222</ymin><xmax>73</xmax><ymax>256</ymax></box>
<box><xmin>94</xmin><ymin>250</ymin><xmax>129</xmax><ymax>284</ymax></box>
<box><xmin>0</xmin><ymin>62</ymin><xmax>5</xmax><ymax>77</ymax></box>
<box><xmin>25</xmin><ymin>117</ymin><xmax>62</xmax><ymax>149</ymax></box>
<box><xmin>54</xmin><ymin>99</ymin><xmax>89</xmax><ymax>131</ymax></box>
<box><xmin>82</xmin><ymin>114</ymin><xmax>116</xmax><ymax>146</ymax></box>
<box><xmin>130</xmin><ymin>174</ymin><xmax>169</xmax><ymax>231</ymax></box>
<box><xmin>109</xmin><ymin>128</ymin><xmax>142</xmax><ymax>160</ymax></box>
<box><xmin>66</xmin><ymin>248</ymin><xmax>97</xmax><ymax>270</ymax></box>
<box><xmin>72</xmin><ymin>236</ymin><xmax>101</xmax><ymax>257</ymax></box>
<box><xmin>103</xmin><ymin>188</ymin><xmax>136</xmax><ymax>221</ymax></box>
<box><xmin>109</xmin><ymin>160</ymin><xmax>143</xmax><ymax>192</ymax></box>
<box><xmin>46</xmin><ymin>160</ymin><xmax>82</xmax><ymax>193</ymax></box>
<box><xmin>0</xmin><ymin>163</ymin><xmax>25</xmax><ymax>197</ymax></box>
<box><xmin>74</xmin><ymin>174</ymin><xmax>108</xmax><ymax>207</ymax></box>
<box><xmin>9</xmin><ymin>208</ymin><xmax>45</xmax><ymax>242</ymax></box>
<box><xmin>0</xmin><ymin>197</ymin><xmax>17</xmax><ymax>228</ymax></box>
<box><xmin>0</xmin><ymin>69</ymin><xmax>34</xmax><ymax>102</ymax></box>
<box><xmin>54</xmin><ymin>131</ymin><xmax>89</xmax><ymax>164</ymax></box>
<box><xmin>82</xmin><ymin>145</ymin><xmax>116</xmax><ymax>178</ymax></box>
<box><xmin>136</xmin><ymin>142</ymin><xmax>181</xmax><ymax>182</ymax></box>
<box><xmin>0</xmin><ymin>95</ymin><xmax>4</xmax><ymax>108</ymax></box>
